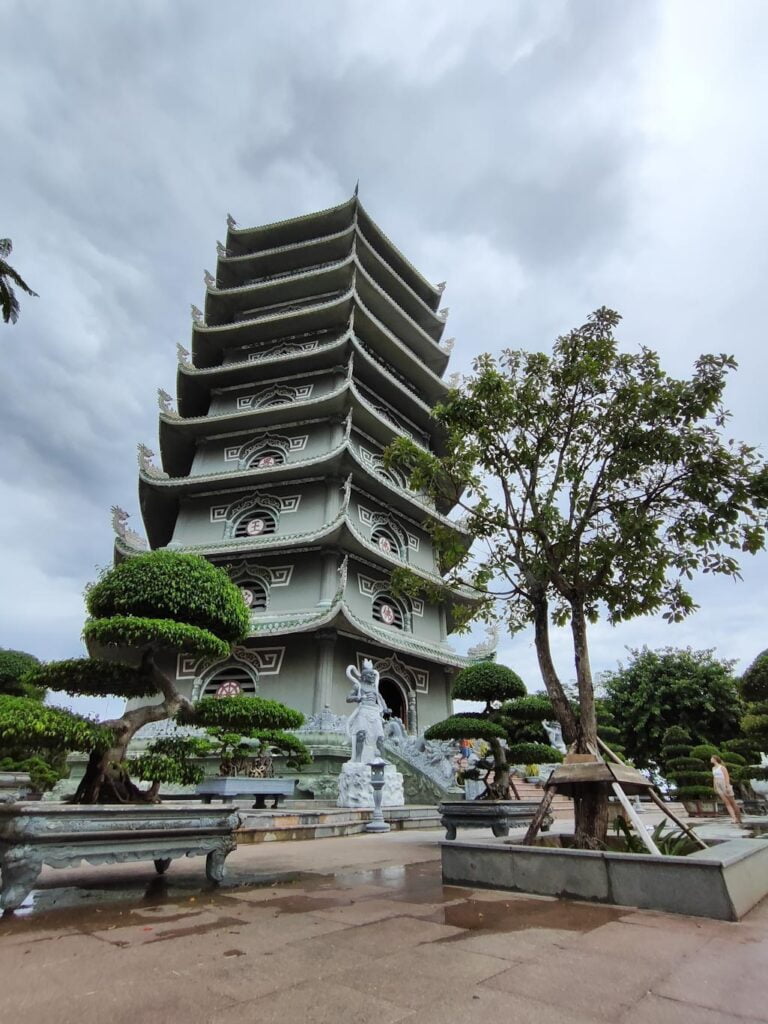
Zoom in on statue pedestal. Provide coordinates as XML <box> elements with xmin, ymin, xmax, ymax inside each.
<box><xmin>336</xmin><ymin>761</ymin><xmax>404</xmax><ymax>809</ymax></box>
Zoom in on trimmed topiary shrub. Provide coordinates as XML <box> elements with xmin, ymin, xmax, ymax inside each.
<box><xmin>739</xmin><ymin>651</ymin><xmax>768</xmax><ymax>782</ymax></box>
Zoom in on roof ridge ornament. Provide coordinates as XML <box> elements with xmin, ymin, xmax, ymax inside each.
<box><xmin>137</xmin><ymin>443</ymin><xmax>168</xmax><ymax>480</ymax></box>
<box><xmin>336</xmin><ymin>554</ymin><xmax>349</xmax><ymax>599</ymax></box>
<box><xmin>203</xmin><ymin>269</ymin><xmax>216</xmax><ymax>289</ymax></box>
<box><xmin>440</xmin><ymin>337</ymin><xmax>455</xmax><ymax>355</ymax></box>
<box><xmin>191</xmin><ymin>304</ymin><xmax>204</xmax><ymax>325</ymax></box>
<box><xmin>447</xmin><ymin>372</ymin><xmax>461</xmax><ymax>388</ymax></box>
<box><xmin>353</xmin><ymin>180</ymin><xmax>359</xmax><ymax>197</ymax></box>
<box><xmin>226</xmin><ymin>213</ymin><xmax>237</xmax><ymax>230</ymax></box>
<box><xmin>438</xmin><ymin>307</ymin><xmax>450</xmax><ymax>322</ymax></box>
<box><xmin>436</xmin><ymin>281</ymin><xmax>447</xmax><ymax>294</ymax></box>
<box><xmin>176</xmin><ymin>343</ymin><xmax>191</xmax><ymax>366</ymax></box>
<box><xmin>341</xmin><ymin>472</ymin><xmax>353</xmax><ymax>509</ymax></box>
<box><xmin>157</xmin><ymin>388</ymin><xmax>178</xmax><ymax>417</ymax></box>
<box><xmin>467</xmin><ymin>625</ymin><xmax>500</xmax><ymax>663</ymax></box>
<box><xmin>110</xmin><ymin>505</ymin><xmax>148</xmax><ymax>550</ymax></box>
<box><xmin>216</xmin><ymin>240</ymin><xmax>227</xmax><ymax>258</ymax></box>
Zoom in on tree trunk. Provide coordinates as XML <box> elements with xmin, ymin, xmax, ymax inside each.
<box><xmin>532</xmin><ymin>596</ymin><xmax>578</xmax><ymax>743</ymax></box>
<box><xmin>72</xmin><ymin>652</ymin><xmax>192</xmax><ymax>804</ymax></box>
<box><xmin>485</xmin><ymin>738</ymin><xmax>512</xmax><ymax>800</ymax></box>
<box><xmin>570</xmin><ymin>601</ymin><xmax>609</xmax><ymax>847</ymax></box>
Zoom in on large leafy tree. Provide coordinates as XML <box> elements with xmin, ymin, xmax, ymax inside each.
<box><xmin>21</xmin><ymin>550</ymin><xmax>256</xmax><ymax>802</ymax></box>
<box><xmin>601</xmin><ymin>647</ymin><xmax>743</xmax><ymax>770</ymax></box>
<box><xmin>387</xmin><ymin>308</ymin><xmax>768</xmax><ymax>845</ymax></box>
<box><xmin>0</xmin><ymin>239</ymin><xmax>38</xmax><ymax>324</ymax></box>
<box><xmin>739</xmin><ymin>650</ymin><xmax>768</xmax><ymax>783</ymax></box>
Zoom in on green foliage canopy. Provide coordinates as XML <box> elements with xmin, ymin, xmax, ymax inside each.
<box><xmin>25</xmin><ymin>658</ymin><xmax>157</xmax><ymax>700</ymax></box>
<box><xmin>601</xmin><ymin>647</ymin><xmax>743</xmax><ymax>769</ymax></box>
<box><xmin>0</xmin><ymin>695</ymin><xmax>113</xmax><ymax>755</ymax></box>
<box><xmin>83</xmin><ymin>617</ymin><xmax>230</xmax><ymax>660</ymax></box>
<box><xmin>0</xmin><ymin>648</ymin><xmax>42</xmax><ymax>699</ymax></box>
<box><xmin>87</xmin><ymin>550</ymin><xmax>250</xmax><ymax>642</ymax></box>
<box><xmin>451</xmin><ymin>662</ymin><xmax>526</xmax><ymax>704</ymax></box>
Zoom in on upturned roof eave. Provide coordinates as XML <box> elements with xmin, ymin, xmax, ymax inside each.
<box><xmin>225</xmin><ymin>196</ymin><xmax>357</xmax><ymax>257</ymax></box>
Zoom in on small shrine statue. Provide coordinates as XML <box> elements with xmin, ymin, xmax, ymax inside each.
<box><xmin>345</xmin><ymin>659</ymin><xmax>388</xmax><ymax>763</ymax></box>
<box><xmin>542</xmin><ymin>720</ymin><xmax>567</xmax><ymax>754</ymax></box>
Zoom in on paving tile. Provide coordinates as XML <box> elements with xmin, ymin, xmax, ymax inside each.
<box><xmin>444</xmin><ymin>926</ymin><xmax>581</xmax><ymax>961</ymax></box>
<box><xmin>211</xmin><ymin>978</ymin><xmax>412</xmax><ymax>1024</ymax></box>
<box><xmin>653</xmin><ymin>938</ymin><xmax>768</xmax><ymax>1021</ymax></box>
<box><xmin>573</xmin><ymin>920</ymin><xmax>712</xmax><ymax>962</ymax></box>
<box><xmin>395</xmin><ymin>987</ymin><xmax>602</xmax><ymax>1024</ymax></box>
<box><xmin>373</xmin><ymin>941</ymin><xmax>510</xmax><ymax>983</ymax></box>
<box><xmin>484</xmin><ymin>945</ymin><xmax>669</xmax><ymax>1021</ymax></box>
<box><xmin>298</xmin><ymin>912</ymin><xmax>464</xmax><ymax>954</ymax></box>
<box><xmin>622</xmin><ymin>993</ymin><xmax>767</xmax><ymax>1024</ymax></box>
<box><xmin>310</xmin><ymin>897</ymin><xmax>451</xmax><ymax>925</ymax></box>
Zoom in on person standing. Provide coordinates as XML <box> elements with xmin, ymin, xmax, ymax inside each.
<box><xmin>711</xmin><ymin>755</ymin><xmax>743</xmax><ymax>825</ymax></box>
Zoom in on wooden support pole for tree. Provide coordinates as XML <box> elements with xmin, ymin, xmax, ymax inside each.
<box><xmin>610</xmin><ymin>782</ymin><xmax>661</xmax><ymax>855</ymax></box>
<box><xmin>595</xmin><ymin>735</ymin><xmax>707</xmax><ymax>851</ymax></box>
<box><xmin>522</xmin><ymin>787</ymin><xmax>555</xmax><ymax>846</ymax></box>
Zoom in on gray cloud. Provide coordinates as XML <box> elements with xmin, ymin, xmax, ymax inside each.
<box><xmin>1</xmin><ymin>0</ymin><xmax>766</xmax><ymax>715</ymax></box>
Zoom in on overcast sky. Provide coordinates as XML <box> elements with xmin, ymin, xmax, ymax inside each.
<box><xmin>1</xmin><ymin>1</ymin><xmax>766</xmax><ymax>717</ymax></box>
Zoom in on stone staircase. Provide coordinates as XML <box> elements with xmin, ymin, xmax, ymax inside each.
<box><xmin>236</xmin><ymin>802</ymin><xmax>441</xmax><ymax>843</ymax></box>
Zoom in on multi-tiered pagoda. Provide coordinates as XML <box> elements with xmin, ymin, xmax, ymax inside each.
<box><xmin>115</xmin><ymin>194</ymin><xmax>476</xmax><ymax>734</ymax></box>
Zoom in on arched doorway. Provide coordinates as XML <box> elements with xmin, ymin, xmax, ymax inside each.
<box><xmin>379</xmin><ymin>676</ymin><xmax>407</xmax><ymax>724</ymax></box>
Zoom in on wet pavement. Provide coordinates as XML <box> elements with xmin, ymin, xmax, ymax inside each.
<box><xmin>1</xmin><ymin>828</ymin><xmax>767</xmax><ymax>1023</ymax></box>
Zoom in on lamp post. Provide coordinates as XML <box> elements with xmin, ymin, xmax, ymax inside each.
<box><xmin>365</xmin><ymin>758</ymin><xmax>390</xmax><ymax>833</ymax></box>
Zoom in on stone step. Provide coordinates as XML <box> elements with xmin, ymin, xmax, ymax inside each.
<box><xmin>236</xmin><ymin>805</ymin><xmax>442</xmax><ymax>843</ymax></box>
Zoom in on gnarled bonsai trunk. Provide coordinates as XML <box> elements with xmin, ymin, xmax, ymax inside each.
<box><xmin>73</xmin><ymin>652</ymin><xmax>192</xmax><ymax>804</ymax></box>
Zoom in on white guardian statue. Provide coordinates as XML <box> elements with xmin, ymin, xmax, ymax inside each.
<box><xmin>336</xmin><ymin>659</ymin><xmax>404</xmax><ymax>810</ymax></box>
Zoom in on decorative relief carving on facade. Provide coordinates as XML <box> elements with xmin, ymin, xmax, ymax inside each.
<box><xmin>236</xmin><ymin>383</ymin><xmax>314</xmax><ymax>411</ymax></box>
<box><xmin>177</xmin><ymin>646</ymin><xmax>285</xmax><ymax>684</ymax></box>
<box><xmin>223</xmin><ymin>431</ymin><xmax>308</xmax><ymax>466</ymax></box>
<box><xmin>137</xmin><ymin>444</ymin><xmax>168</xmax><ymax>479</ymax></box>
<box><xmin>227</xmin><ymin>561</ymin><xmax>294</xmax><ymax>588</ymax></box>
<box><xmin>356</xmin><ymin>651</ymin><xmax>429</xmax><ymax>694</ymax></box>
<box><xmin>247</xmin><ymin>340</ymin><xmax>319</xmax><ymax>362</ymax></box>
<box><xmin>210</xmin><ymin>493</ymin><xmax>301</xmax><ymax>524</ymax></box>
<box><xmin>110</xmin><ymin>506</ymin><xmax>148</xmax><ymax>550</ymax></box>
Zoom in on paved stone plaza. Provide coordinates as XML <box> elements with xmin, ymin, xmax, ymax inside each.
<box><xmin>1</xmin><ymin>828</ymin><xmax>767</xmax><ymax>1024</ymax></box>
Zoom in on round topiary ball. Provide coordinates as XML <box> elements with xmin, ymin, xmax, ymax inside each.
<box><xmin>87</xmin><ymin>551</ymin><xmax>250</xmax><ymax>643</ymax></box>
<box><xmin>452</xmin><ymin>662</ymin><xmax>526</xmax><ymax>704</ymax></box>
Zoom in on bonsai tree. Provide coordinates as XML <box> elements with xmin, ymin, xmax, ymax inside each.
<box><xmin>424</xmin><ymin>661</ymin><xmax>529</xmax><ymax>799</ymax></box>
<box><xmin>499</xmin><ymin>693</ymin><xmax>565</xmax><ymax>771</ymax></box>
<box><xmin>126</xmin><ymin>698</ymin><xmax>311</xmax><ymax>800</ymax></box>
<box><xmin>0</xmin><ymin>694</ymin><xmax>113</xmax><ymax>791</ymax></box>
<box><xmin>19</xmin><ymin>550</ymin><xmax>254</xmax><ymax>802</ymax></box>
<box><xmin>0</xmin><ymin>648</ymin><xmax>74</xmax><ymax>791</ymax></box>
<box><xmin>739</xmin><ymin>652</ymin><xmax>768</xmax><ymax>787</ymax></box>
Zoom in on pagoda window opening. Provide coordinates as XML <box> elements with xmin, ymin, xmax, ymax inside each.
<box><xmin>247</xmin><ymin>448</ymin><xmax>285</xmax><ymax>469</ymax></box>
<box><xmin>238</xmin><ymin>579</ymin><xmax>269</xmax><ymax>611</ymax></box>
<box><xmin>372</xmin><ymin>593</ymin><xmax>410</xmax><ymax>631</ymax></box>
<box><xmin>203</xmin><ymin>663</ymin><xmax>258</xmax><ymax>697</ymax></box>
<box><xmin>234</xmin><ymin>509</ymin><xmax>278</xmax><ymax>538</ymax></box>
<box><xmin>371</xmin><ymin>525</ymin><xmax>402</xmax><ymax>559</ymax></box>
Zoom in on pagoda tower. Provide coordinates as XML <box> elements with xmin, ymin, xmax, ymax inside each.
<box><xmin>116</xmin><ymin>195</ymin><xmax>476</xmax><ymax>734</ymax></box>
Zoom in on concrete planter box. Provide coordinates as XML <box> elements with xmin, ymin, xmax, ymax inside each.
<box><xmin>0</xmin><ymin>802</ymin><xmax>240</xmax><ymax>911</ymax></box>
<box><xmin>196</xmin><ymin>777</ymin><xmax>296</xmax><ymax>808</ymax></box>
<box><xmin>438</xmin><ymin>800</ymin><xmax>547</xmax><ymax>840</ymax></box>
<box><xmin>440</xmin><ymin>836</ymin><xmax>768</xmax><ymax>920</ymax></box>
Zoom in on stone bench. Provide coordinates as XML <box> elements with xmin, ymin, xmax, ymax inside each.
<box><xmin>0</xmin><ymin>802</ymin><xmax>240</xmax><ymax>911</ymax></box>
<box><xmin>196</xmin><ymin>777</ymin><xmax>297</xmax><ymax>809</ymax></box>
